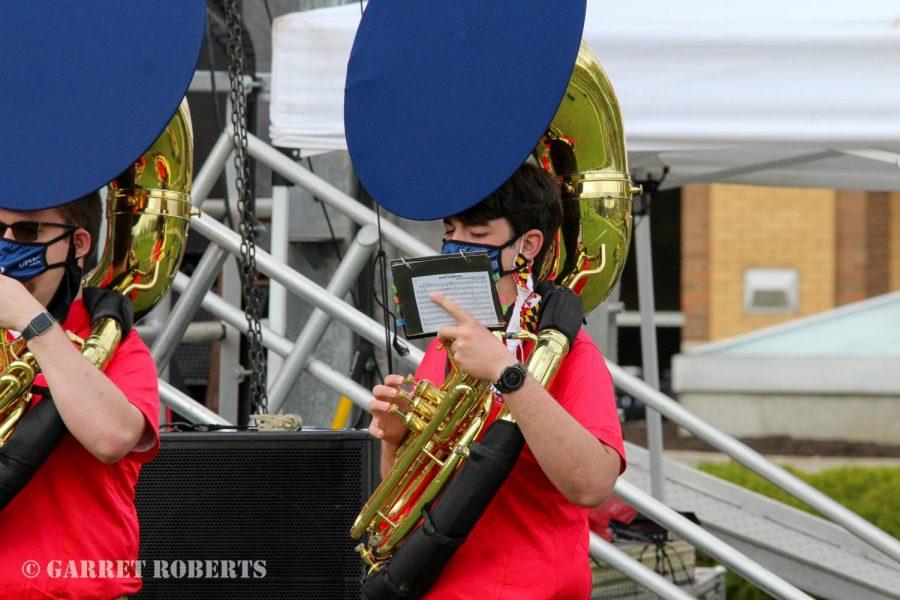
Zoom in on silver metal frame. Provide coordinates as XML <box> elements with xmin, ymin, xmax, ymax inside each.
<box><xmin>191</xmin><ymin>212</ymin><xmax>424</xmax><ymax>369</ymax></box>
<box><xmin>151</xmin><ymin>244</ymin><xmax>229</xmax><ymax>370</ymax></box>
<box><xmin>171</xmin><ymin>273</ymin><xmax>372</xmax><ymax>410</ymax></box>
<box><xmin>589</xmin><ymin>533</ymin><xmax>696</xmax><ymax>600</ymax></box>
<box><xmin>137</xmin><ymin>321</ymin><xmax>224</xmax><ymax>345</ymax></box>
<box><xmin>267</xmin><ymin>183</ymin><xmax>290</xmax><ymax>389</ymax></box>
<box><xmin>150</xmin><ymin>125</ymin><xmax>899</xmax><ymax>598</ymax></box>
<box><xmin>614</xmin><ymin>479</ymin><xmax>812</xmax><ymax>600</ymax></box>
<box><xmin>267</xmin><ymin>225</ymin><xmax>380</xmax><ymax>412</ymax></box>
<box><xmin>158</xmin><ymin>380</ymin><xmax>230</xmax><ymax>425</ymax></box>
<box><xmin>607</xmin><ymin>360</ymin><xmax>900</xmax><ymax>563</ymax></box>
<box><xmin>634</xmin><ymin>210</ymin><xmax>666</xmax><ymax>500</ymax></box>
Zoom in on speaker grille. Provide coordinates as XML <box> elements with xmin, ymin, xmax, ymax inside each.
<box><xmin>134</xmin><ymin>431</ymin><xmax>376</xmax><ymax>599</ymax></box>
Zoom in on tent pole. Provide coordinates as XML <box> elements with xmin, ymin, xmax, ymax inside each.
<box><xmin>634</xmin><ymin>181</ymin><xmax>666</xmax><ymax>501</ymax></box>
<box><xmin>662</xmin><ymin>150</ymin><xmax>839</xmax><ymax>190</ymax></box>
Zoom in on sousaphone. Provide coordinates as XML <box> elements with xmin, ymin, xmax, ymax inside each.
<box><xmin>343</xmin><ymin>2</ymin><xmax>637</xmax><ymax>597</ymax></box>
<box><xmin>0</xmin><ymin>2</ymin><xmax>205</xmax><ymax>507</ymax></box>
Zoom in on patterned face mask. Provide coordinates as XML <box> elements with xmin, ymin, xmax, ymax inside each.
<box><xmin>440</xmin><ymin>237</ymin><xmax>519</xmax><ymax>278</ymax></box>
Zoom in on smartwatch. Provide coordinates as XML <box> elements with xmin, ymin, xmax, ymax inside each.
<box><xmin>494</xmin><ymin>362</ymin><xmax>528</xmax><ymax>394</ymax></box>
<box><xmin>22</xmin><ymin>311</ymin><xmax>56</xmax><ymax>342</ymax></box>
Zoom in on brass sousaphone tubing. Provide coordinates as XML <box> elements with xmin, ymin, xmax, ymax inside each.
<box><xmin>0</xmin><ymin>101</ymin><xmax>194</xmax><ymax>445</ymax></box>
<box><xmin>351</xmin><ymin>42</ymin><xmax>638</xmax><ymax>573</ymax></box>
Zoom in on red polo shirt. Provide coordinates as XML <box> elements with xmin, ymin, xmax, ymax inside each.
<box><xmin>419</xmin><ymin>329</ymin><xmax>625</xmax><ymax>600</ymax></box>
<box><xmin>0</xmin><ymin>299</ymin><xmax>160</xmax><ymax>599</ymax></box>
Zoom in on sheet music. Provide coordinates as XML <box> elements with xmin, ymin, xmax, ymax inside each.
<box><xmin>412</xmin><ymin>271</ymin><xmax>502</xmax><ymax>332</ymax></box>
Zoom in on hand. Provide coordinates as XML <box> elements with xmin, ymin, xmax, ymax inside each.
<box><xmin>431</xmin><ymin>292</ymin><xmax>517</xmax><ymax>382</ymax></box>
<box><xmin>368</xmin><ymin>374</ymin><xmax>411</xmax><ymax>448</ymax></box>
<box><xmin>0</xmin><ymin>275</ymin><xmax>45</xmax><ymax>331</ymax></box>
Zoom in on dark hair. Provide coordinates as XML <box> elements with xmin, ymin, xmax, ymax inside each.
<box><xmin>57</xmin><ymin>190</ymin><xmax>102</xmax><ymax>260</ymax></box>
<box><xmin>453</xmin><ymin>163</ymin><xmax>562</xmax><ymax>273</ymax></box>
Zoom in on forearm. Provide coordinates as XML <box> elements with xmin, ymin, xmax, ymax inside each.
<box><xmin>25</xmin><ymin>323</ymin><xmax>145</xmax><ymax>463</ymax></box>
<box><xmin>380</xmin><ymin>441</ymin><xmax>398</xmax><ymax>480</ymax></box>
<box><xmin>503</xmin><ymin>375</ymin><xmax>620</xmax><ymax>507</ymax></box>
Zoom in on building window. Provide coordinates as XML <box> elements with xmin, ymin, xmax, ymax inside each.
<box><xmin>743</xmin><ymin>268</ymin><xmax>799</xmax><ymax>314</ymax></box>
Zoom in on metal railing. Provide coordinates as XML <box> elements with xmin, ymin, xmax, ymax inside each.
<box><xmin>187</xmin><ymin>207</ymin><xmax>813</xmax><ymax>599</ymax></box>
<box><xmin>150</xmin><ymin>128</ymin><xmax>898</xmax><ymax>597</ymax></box>
<box><xmin>589</xmin><ymin>533</ymin><xmax>695</xmax><ymax>600</ymax></box>
<box><xmin>266</xmin><ymin>225</ymin><xmax>380</xmax><ymax>412</ymax></box>
<box><xmin>244</xmin><ymin>131</ymin><xmax>900</xmax><ymax>564</ymax></box>
<box><xmin>170</xmin><ymin>273</ymin><xmax>373</xmax><ymax>410</ymax></box>
<box><xmin>607</xmin><ymin>361</ymin><xmax>900</xmax><ymax>564</ymax></box>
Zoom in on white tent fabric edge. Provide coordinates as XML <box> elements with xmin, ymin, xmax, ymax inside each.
<box><xmin>269</xmin><ymin>0</ymin><xmax>900</xmax><ymax>190</ymax></box>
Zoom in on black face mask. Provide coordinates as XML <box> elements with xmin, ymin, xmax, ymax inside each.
<box><xmin>45</xmin><ymin>238</ymin><xmax>83</xmax><ymax>323</ymax></box>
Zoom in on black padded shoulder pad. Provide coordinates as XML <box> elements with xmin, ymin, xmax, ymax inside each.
<box><xmin>534</xmin><ymin>281</ymin><xmax>582</xmax><ymax>347</ymax></box>
<box><xmin>82</xmin><ymin>287</ymin><xmax>134</xmax><ymax>337</ymax></box>
<box><xmin>0</xmin><ymin>395</ymin><xmax>67</xmax><ymax>510</ymax></box>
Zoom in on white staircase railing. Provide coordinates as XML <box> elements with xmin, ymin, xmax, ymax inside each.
<box><xmin>149</xmin><ymin>129</ymin><xmax>899</xmax><ymax>598</ymax></box>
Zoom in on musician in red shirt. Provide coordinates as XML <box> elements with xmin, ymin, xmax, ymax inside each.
<box><xmin>369</xmin><ymin>164</ymin><xmax>626</xmax><ymax>599</ymax></box>
<box><xmin>0</xmin><ymin>192</ymin><xmax>160</xmax><ymax>599</ymax></box>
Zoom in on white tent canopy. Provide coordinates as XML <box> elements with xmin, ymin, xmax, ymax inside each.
<box><xmin>269</xmin><ymin>0</ymin><xmax>900</xmax><ymax>190</ymax></box>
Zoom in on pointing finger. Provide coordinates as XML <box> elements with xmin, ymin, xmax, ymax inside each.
<box><xmin>429</xmin><ymin>292</ymin><xmax>473</xmax><ymax>325</ymax></box>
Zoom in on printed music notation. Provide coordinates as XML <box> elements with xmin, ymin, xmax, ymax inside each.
<box><xmin>412</xmin><ymin>271</ymin><xmax>502</xmax><ymax>333</ymax></box>
<box><xmin>391</xmin><ymin>253</ymin><xmax>505</xmax><ymax>339</ymax></box>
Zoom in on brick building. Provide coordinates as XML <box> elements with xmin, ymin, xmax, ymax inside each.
<box><xmin>680</xmin><ymin>184</ymin><xmax>900</xmax><ymax>347</ymax></box>
<box><xmin>669</xmin><ymin>184</ymin><xmax>900</xmax><ymax>443</ymax></box>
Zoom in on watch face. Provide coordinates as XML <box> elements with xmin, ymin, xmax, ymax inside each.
<box><xmin>24</xmin><ymin>312</ymin><xmax>55</xmax><ymax>340</ymax></box>
<box><xmin>502</xmin><ymin>364</ymin><xmax>526</xmax><ymax>391</ymax></box>
<box><xmin>34</xmin><ymin>313</ymin><xmax>54</xmax><ymax>331</ymax></box>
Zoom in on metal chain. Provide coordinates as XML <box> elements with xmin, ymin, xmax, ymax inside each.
<box><xmin>224</xmin><ymin>0</ymin><xmax>268</xmax><ymax>413</ymax></box>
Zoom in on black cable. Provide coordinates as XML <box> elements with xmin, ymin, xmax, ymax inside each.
<box><xmin>302</xmin><ymin>155</ymin><xmax>395</xmax><ymax>390</ymax></box>
<box><xmin>370</xmin><ymin>255</ymin><xmax>399</xmax><ymax>319</ymax></box>
<box><xmin>303</xmin><ymin>159</ymin><xmax>344</xmax><ymax>246</ymax></box>
<box><xmin>370</xmin><ymin>237</ymin><xmax>409</xmax><ymax>364</ymax></box>
<box><xmin>670</xmin><ymin>541</ymin><xmax>697</xmax><ymax>591</ymax></box>
<box><xmin>270</xmin><ymin>151</ymin><xmax>366</xmax><ymax>312</ymax></box>
<box><xmin>661</xmin><ymin>547</ymin><xmax>680</xmax><ymax>585</ymax></box>
<box><xmin>346</xmin><ymin>347</ymin><xmax>365</xmax><ymax>429</ymax></box>
<box><xmin>301</xmin><ymin>154</ymin><xmax>398</xmax><ymax>387</ymax></box>
<box><xmin>304</xmin><ymin>157</ymin><xmax>360</xmax><ymax>307</ymax></box>
<box><xmin>371</xmin><ymin>359</ymin><xmax>384</xmax><ymax>384</ymax></box>
<box><xmin>363</xmin><ymin>213</ymin><xmax>403</xmax><ymax>344</ymax></box>
<box><xmin>263</xmin><ymin>0</ymin><xmax>274</xmax><ymax>25</ymax></box>
<box><xmin>347</xmin><ymin>344</ymin><xmax>382</xmax><ymax>429</ymax></box>
<box><xmin>318</xmin><ymin>201</ymin><xmax>343</xmax><ymax>259</ymax></box>
<box><xmin>374</xmin><ymin>206</ymin><xmax>395</xmax><ymax>374</ymax></box>
<box><xmin>637</xmin><ymin>543</ymin><xmax>651</xmax><ymax>567</ymax></box>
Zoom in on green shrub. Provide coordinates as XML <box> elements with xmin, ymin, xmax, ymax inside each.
<box><xmin>694</xmin><ymin>462</ymin><xmax>900</xmax><ymax>598</ymax></box>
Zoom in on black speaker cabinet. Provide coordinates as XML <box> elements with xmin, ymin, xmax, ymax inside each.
<box><xmin>133</xmin><ymin>430</ymin><xmax>378</xmax><ymax>599</ymax></box>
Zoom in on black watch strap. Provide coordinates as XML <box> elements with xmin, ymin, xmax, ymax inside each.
<box><xmin>22</xmin><ymin>311</ymin><xmax>56</xmax><ymax>342</ymax></box>
<box><xmin>494</xmin><ymin>362</ymin><xmax>528</xmax><ymax>394</ymax></box>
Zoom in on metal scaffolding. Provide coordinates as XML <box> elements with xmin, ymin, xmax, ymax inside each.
<box><xmin>143</xmin><ymin>119</ymin><xmax>900</xmax><ymax>598</ymax></box>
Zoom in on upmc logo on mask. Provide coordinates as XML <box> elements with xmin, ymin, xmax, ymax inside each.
<box><xmin>18</xmin><ymin>256</ymin><xmax>42</xmax><ymax>269</ymax></box>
